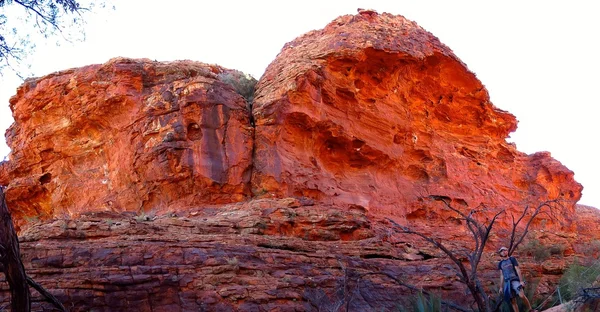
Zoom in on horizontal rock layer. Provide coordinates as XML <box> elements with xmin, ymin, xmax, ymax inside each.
<box><xmin>2</xmin><ymin>199</ymin><xmax>598</xmax><ymax>311</ymax></box>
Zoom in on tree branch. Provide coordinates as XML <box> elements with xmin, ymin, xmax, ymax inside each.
<box><xmin>386</xmin><ymin>217</ymin><xmax>471</xmax><ymax>285</ymax></box>
<box><xmin>27</xmin><ymin>276</ymin><xmax>66</xmax><ymax>311</ymax></box>
<box><xmin>1</xmin><ymin>187</ymin><xmax>66</xmax><ymax>311</ymax></box>
<box><xmin>508</xmin><ymin>199</ymin><xmax>559</xmax><ymax>255</ymax></box>
<box><xmin>13</xmin><ymin>0</ymin><xmax>60</xmax><ymax>29</ymax></box>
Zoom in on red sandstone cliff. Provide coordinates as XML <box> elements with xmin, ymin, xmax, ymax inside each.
<box><xmin>0</xmin><ymin>10</ymin><xmax>596</xmax><ymax>312</ymax></box>
<box><xmin>1</xmin><ymin>59</ymin><xmax>254</xmax><ymax>228</ymax></box>
<box><xmin>251</xmin><ymin>12</ymin><xmax>581</xmax><ymax>226</ymax></box>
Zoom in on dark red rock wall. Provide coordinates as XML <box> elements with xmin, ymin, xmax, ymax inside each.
<box><xmin>0</xmin><ymin>200</ymin><xmax>465</xmax><ymax>312</ymax></box>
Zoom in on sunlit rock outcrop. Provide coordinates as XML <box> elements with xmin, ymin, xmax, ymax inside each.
<box><xmin>0</xmin><ymin>10</ymin><xmax>593</xmax><ymax>312</ymax></box>
<box><xmin>251</xmin><ymin>11</ymin><xmax>581</xmax><ymax>224</ymax></box>
<box><xmin>1</xmin><ymin>58</ymin><xmax>254</xmax><ymax>227</ymax></box>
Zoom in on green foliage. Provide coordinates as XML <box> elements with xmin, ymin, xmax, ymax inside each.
<box><xmin>522</xmin><ymin>239</ymin><xmax>551</xmax><ymax>261</ymax></box>
<box><xmin>557</xmin><ymin>260</ymin><xmax>600</xmax><ymax>301</ymax></box>
<box><xmin>217</xmin><ymin>70</ymin><xmax>257</xmax><ymax>103</ymax></box>
<box><xmin>0</xmin><ymin>0</ymin><xmax>113</xmax><ymax>76</ymax></box>
<box><xmin>397</xmin><ymin>292</ymin><xmax>442</xmax><ymax>312</ymax></box>
<box><xmin>517</xmin><ymin>277</ymin><xmax>543</xmax><ymax>311</ymax></box>
<box><xmin>549</xmin><ymin>244</ymin><xmax>566</xmax><ymax>256</ymax></box>
<box><xmin>23</xmin><ymin>214</ymin><xmax>39</xmax><ymax>224</ymax></box>
<box><xmin>575</xmin><ymin>239</ymin><xmax>600</xmax><ymax>264</ymax></box>
<box><xmin>525</xmin><ymin>277</ymin><xmax>538</xmax><ymax>298</ymax></box>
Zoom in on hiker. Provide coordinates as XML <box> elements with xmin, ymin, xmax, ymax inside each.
<box><xmin>498</xmin><ymin>246</ymin><xmax>537</xmax><ymax>312</ymax></box>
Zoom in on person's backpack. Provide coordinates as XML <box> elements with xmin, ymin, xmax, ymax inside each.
<box><xmin>499</xmin><ymin>256</ymin><xmax>519</xmax><ymax>282</ymax></box>
<box><xmin>508</xmin><ymin>256</ymin><xmax>519</xmax><ymax>281</ymax></box>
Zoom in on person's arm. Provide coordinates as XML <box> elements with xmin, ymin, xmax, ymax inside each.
<box><xmin>499</xmin><ymin>271</ymin><xmax>504</xmax><ymax>293</ymax></box>
<box><xmin>515</xmin><ymin>265</ymin><xmax>526</xmax><ymax>286</ymax></box>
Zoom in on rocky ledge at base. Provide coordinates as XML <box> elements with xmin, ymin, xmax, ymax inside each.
<box><xmin>2</xmin><ymin>200</ymin><xmax>600</xmax><ymax>311</ymax></box>
<box><xmin>1</xmin><ymin>10</ymin><xmax>598</xmax><ymax>312</ymax></box>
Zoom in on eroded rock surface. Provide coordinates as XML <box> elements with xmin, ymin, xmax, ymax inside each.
<box><xmin>251</xmin><ymin>12</ymin><xmax>582</xmax><ymax>225</ymax></box>
<box><xmin>0</xmin><ymin>199</ymin><xmax>453</xmax><ymax>311</ymax></box>
<box><xmin>0</xmin><ymin>10</ymin><xmax>595</xmax><ymax>312</ymax></box>
<box><xmin>1</xmin><ymin>200</ymin><xmax>598</xmax><ymax>311</ymax></box>
<box><xmin>1</xmin><ymin>58</ymin><xmax>254</xmax><ymax>227</ymax></box>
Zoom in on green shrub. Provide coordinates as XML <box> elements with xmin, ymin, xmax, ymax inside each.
<box><xmin>522</xmin><ymin>239</ymin><xmax>551</xmax><ymax>261</ymax></box>
<box><xmin>575</xmin><ymin>239</ymin><xmax>600</xmax><ymax>264</ymax></box>
<box><xmin>522</xmin><ymin>278</ymin><xmax>544</xmax><ymax>310</ymax></box>
<box><xmin>549</xmin><ymin>244</ymin><xmax>566</xmax><ymax>256</ymax></box>
<box><xmin>557</xmin><ymin>261</ymin><xmax>600</xmax><ymax>301</ymax></box>
<box><xmin>397</xmin><ymin>292</ymin><xmax>442</xmax><ymax>312</ymax></box>
<box><xmin>217</xmin><ymin>70</ymin><xmax>257</xmax><ymax>103</ymax></box>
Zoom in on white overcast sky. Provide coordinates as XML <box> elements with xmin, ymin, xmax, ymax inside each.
<box><xmin>1</xmin><ymin>1</ymin><xmax>598</xmax><ymax>208</ymax></box>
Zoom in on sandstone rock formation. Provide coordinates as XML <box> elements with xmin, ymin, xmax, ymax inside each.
<box><xmin>0</xmin><ymin>12</ymin><xmax>582</xmax><ymax>232</ymax></box>
<box><xmin>1</xmin><ymin>59</ymin><xmax>254</xmax><ymax>228</ymax></box>
<box><xmin>2</xmin><ymin>201</ymin><xmax>599</xmax><ymax>311</ymax></box>
<box><xmin>251</xmin><ymin>12</ymin><xmax>582</xmax><ymax>227</ymax></box>
<box><xmin>0</xmin><ymin>10</ymin><xmax>595</xmax><ymax>312</ymax></box>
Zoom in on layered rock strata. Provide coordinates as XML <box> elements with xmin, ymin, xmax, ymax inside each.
<box><xmin>1</xmin><ymin>200</ymin><xmax>599</xmax><ymax>311</ymax></box>
<box><xmin>0</xmin><ymin>10</ymin><xmax>593</xmax><ymax>311</ymax></box>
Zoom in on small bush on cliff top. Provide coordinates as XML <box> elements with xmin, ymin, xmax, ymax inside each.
<box><xmin>218</xmin><ymin>70</ymin><xmax>257</xmax><ymax>103</ymax></box>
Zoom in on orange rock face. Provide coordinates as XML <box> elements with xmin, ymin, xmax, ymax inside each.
<box><xmin>1</xmin><ymin>58</ymin><xmax>254</xmax><ymax>226</ymax></box>
<box><xmin>0</xmin><ymin>11</ymin><xmax>594</xmax><ymax>312</ymax></box>
<box><xmin>0</xmin><ymin>14</ymin><xmax>582</xmax><ymax>229</ymax></box>
<box><xmin>251</xmin><ymin>12</ymin><xmax>582</xmax><ymax>223</ymax></box>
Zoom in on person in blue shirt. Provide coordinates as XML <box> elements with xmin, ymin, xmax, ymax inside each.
<box><xmin>498</xmin><ymin>246</ymin><xmax>537</xmax><ymax>312</ymax></box>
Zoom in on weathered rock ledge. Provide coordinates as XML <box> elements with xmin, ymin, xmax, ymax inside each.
<box><xmin>2</xmin><ymin>199</ymin><xmax>599</xmax><ymax>311</ymax></box>
<box><xmin>1</xmin><ymin>198</ymin><xmax>458</xmax><ymax>311</ymax></box>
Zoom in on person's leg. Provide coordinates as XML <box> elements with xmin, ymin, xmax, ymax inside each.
<box><xmin>518</xmin><ymin>288</ymin><xmax>535</xmax><ymax>311</ymax></box>
<box><xmin>510</xmin><ymin>298</ymin><xmax>519</xmax><ymax>312</ymax></box>
<box><xmin>509</xmin><ymin>281</ymin><xmax>522</xmax><ymax>311</ymax></box>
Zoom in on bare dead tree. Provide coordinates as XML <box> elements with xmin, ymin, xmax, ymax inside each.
<box><xmin>0</xmin><ymin>187</ymin><xmax>66</xmax><ymax>312</ymax></box>
<box><xmin>0</xmin><ymin>186</ymin><xmax>30</xmax><ymax>311</ymax></box>
<box><xmin>506</xmin><ymin>199</ymin><xmax>560</xmax><ymax>255</ymax></box>
<box><xmin>386</xmin><ymin>195</ymin><xmax>560</xmax><ymax>312</ymax></box>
